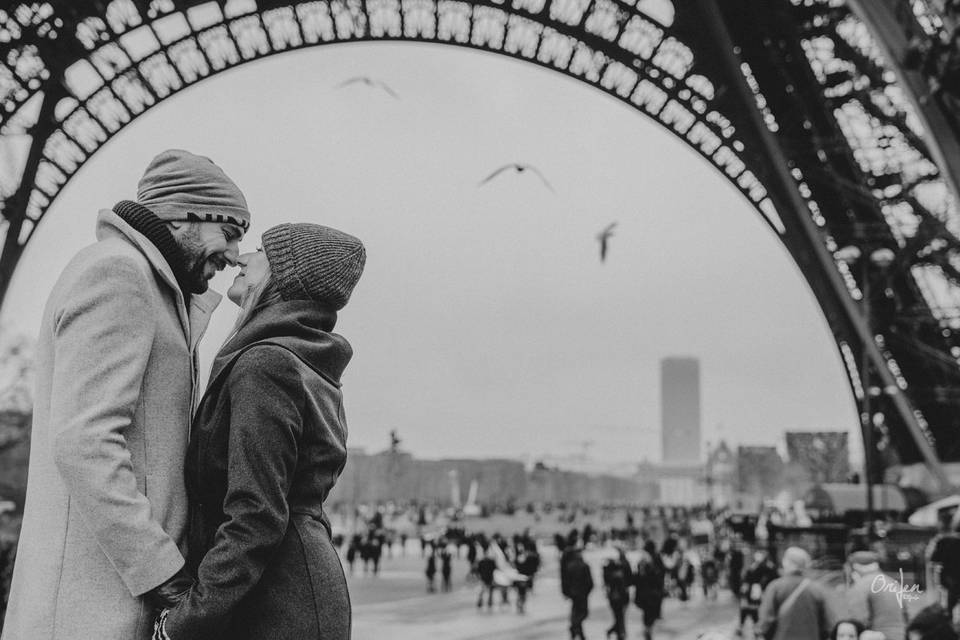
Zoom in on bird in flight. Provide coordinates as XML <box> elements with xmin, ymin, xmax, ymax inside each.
<box><xmin>597</xmin><ymin>222</ymin><xmax>617</xmax><ymax>262</ymax></box>
<box><xmin>336</xmin><ymin>76</ymin><xmax>400</xmax><ymax>99</ymax></box>
<box><xmin>478</xmin><ymin>163</ymin><xmax>554</xmax><ymax>192</ymax></box>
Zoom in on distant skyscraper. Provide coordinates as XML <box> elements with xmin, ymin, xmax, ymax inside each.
<box><xmin>661</xmin><ymin>357</ymin><xmax>701</xmax><ymax>463</ymax></box>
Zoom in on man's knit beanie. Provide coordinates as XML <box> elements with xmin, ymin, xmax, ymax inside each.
<box><xmin>137</xmin><ymin>149</ymin><xmax>251</xmax><ymax>231</ymax></box>
<box><xmin>262</xmin><ymin>223</ymin><xmax>366</xmax><ymax>310</ymax></box>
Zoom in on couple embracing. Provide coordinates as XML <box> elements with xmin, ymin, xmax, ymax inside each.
<box><xmin>1</xmin><ymin>150</ymin><xmax>365</xmax><ymax>640</ymax></box>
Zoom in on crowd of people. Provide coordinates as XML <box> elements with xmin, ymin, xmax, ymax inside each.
<box><xmin>329</xmin><ymin>498</ymin><xmax>960</xmax><ymax>640</ymax></box>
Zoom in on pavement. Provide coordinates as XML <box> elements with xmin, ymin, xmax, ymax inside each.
<box><xmin>347</xmin><ymin>545</ymin><xmax>741</xmax><ymax>640</ymax></box>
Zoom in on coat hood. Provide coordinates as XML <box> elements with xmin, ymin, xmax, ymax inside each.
<box><xmin>208</xmin><ymin>301</ymin><xmax>352</xmax><ymax>392</ymax></box>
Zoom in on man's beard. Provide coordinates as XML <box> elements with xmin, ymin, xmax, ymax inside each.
<box><xmin>175</xmin><ymin>227</ymin><xmax>219</xmax><ymax>294</ymax></box>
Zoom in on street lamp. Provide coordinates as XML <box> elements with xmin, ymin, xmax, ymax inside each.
<box><xmin>836</xmin><ymin>245</ymin><xmax>896</xmax><ymax>538</ymax></box>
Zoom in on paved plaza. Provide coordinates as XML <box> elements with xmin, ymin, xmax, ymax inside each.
<box><xmin>347</xmin><ymin>545</ymin><xmax>740</xmax><ymax>640</ymax></box>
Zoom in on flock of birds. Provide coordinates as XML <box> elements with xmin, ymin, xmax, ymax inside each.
<box><xmin>337</xmin><ymin>76</ymin><xmax>619</xmax><ymax>263</ymax></box>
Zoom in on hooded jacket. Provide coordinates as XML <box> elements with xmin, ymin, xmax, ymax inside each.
<box><xmin>162</xmin><ymin>301</ymin><xmax>353</xmax><ymax>640</ymax></box>
<box><xmin>2</xmin><ymin>210</ymin><xmax>220</xmax><ymax>640</ymax></box>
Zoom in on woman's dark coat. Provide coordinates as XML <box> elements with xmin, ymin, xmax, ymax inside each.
<box><xmin>163</xmin><ymin>301</ymin><xmax>353</xmax><ymax>640</ymax></box>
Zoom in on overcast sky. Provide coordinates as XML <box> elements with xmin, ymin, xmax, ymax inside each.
<box><xmin>0</xmin><ymin>43</ymin><xmax>861</xmax><ymax>465</ymax></box>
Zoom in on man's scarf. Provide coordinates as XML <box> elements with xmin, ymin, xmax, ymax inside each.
<box><xmin>113</xmin><ymin>199</ymin><xmax>194</xmax><ymax>300</ymax></box>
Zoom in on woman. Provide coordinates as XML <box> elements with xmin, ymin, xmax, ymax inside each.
<box><xmin>634</xmin><ymin>540</ymin><xmax>666</xmax><ymax>640</ymax></box>
<box><xmin>830</xmin><ymin>619</ymin><xmax>866</xmax><ymax>640</ymax></box>
<box><xmin>154</xmin><ymin>222</ymin><xmax>366</xmax><ymax>640</ymax></box>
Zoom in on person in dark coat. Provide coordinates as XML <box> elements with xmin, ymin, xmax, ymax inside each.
<box><xmin>440</xmin><ymin>546</ymin><xmax>453</xmax><ymax>592</ymax></box>
<box><xmin>701</xmin><ymin>555</ymin><xmax>719</xmax><ymax>600</ymax></box>
<box><xmin>517</xmin><ymin>543</ymin><xmax>541</xmax><ymax>592</ymax></box>
<box><xmin>602</xmin><ymin>546</ymin><xmax>633</xmax><ymax>640</ymax></box>
<box><xmin>758</xmin><ymin>546</ymin><xmax>837</xmax><ymax>640</ymax></box>
<box><xmin>346</xmin><ymin>535</ymin><xmax>360</xmax><ymax>574</ymax></box>
<box><xmin>561</xmin><ymin>547</ymin><xmax>594</xmax><ymax>640</ymax></box>
<box><xmin>728</xmin><ymin>543</ymin><xmax>745</xmax><ymax>599</ymax></box>
<box><xmin>477</xmin><ymin>551</ymin><xmax>498</xmax><ymax>609</ymax></box>
<box><xmin>426</xmin><ymin>551</ymin><xmax>437</xmax><ymax>593</ymax></box>
<box><xmin>738</xmin><ymin>548</ymin><xmax>778</xmax><ymax>637</ymax></box>
<box><xmin>153</xmin><ymin>223</ymin><xmax>366</xmax><ymax>640</ymax></box>
<box><xmin>635</xmin><ymin>540</ymin><xmax>666</xmax><ymax>640</ymax></box>
<box><xmin>467</xmin><ymin>538</ymin><xmax>479</xmax><ymax>580</ymax></box>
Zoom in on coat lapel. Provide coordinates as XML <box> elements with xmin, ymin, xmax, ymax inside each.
<box><xmin>96</xmin><ymin>210</ymin><xmax>221</xmax><ymax>347</ymax></box>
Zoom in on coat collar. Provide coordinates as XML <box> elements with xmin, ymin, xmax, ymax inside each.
<box><xmin>96</xmin><ymin>209</ymin><xmax>221</xmax><ymax>345</ymax></box>
<box><xmin>201</xmin><ymin>301</ymin><xmax>351</xmax><ymax>405</ymax></box>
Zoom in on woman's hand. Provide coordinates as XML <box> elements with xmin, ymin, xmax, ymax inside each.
<box><xmin>145</xmin><ymin>568</ymin><xmax>192</xmax><ymax>610</ymax></box>
<box><xmin>152</xmin><ymin>608</ymin><xmax>170</xmax><ymax>640</ymax></box>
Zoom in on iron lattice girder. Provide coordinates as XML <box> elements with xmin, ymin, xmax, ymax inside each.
<box><xmin>0</xmin><ymin>0</ymin><xmax>781</xmax><ymax>261</ymax></box>
<box><xmin>717</xmin><ymin>0</ymin><xmax>960</xmax><ymax>475</ymax></box>
<box><xmin>2</xmin><ymin>0</ymin><xmax>960</xmax><ymax>482</ymax></box>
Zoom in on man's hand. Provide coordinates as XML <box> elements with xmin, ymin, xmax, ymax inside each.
<box><xmin>145</xmin><ymin>568</ymin><xmax>192</xmax><ymax>611</ymax></box>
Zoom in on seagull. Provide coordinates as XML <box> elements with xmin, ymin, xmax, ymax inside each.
<box><xmin>478</xmin><ymin>163</ymin><xmax>554</xmax><ymax>192</ymax></box>
<box><xmin>335</xmin><ymin>76</ymin><xmax>400</xmax><ymax>99</ymax></box>
<box><xmin>597</xmin><ymin>222</ymin><xmax>617</xmax><ymax>262</ymax></box>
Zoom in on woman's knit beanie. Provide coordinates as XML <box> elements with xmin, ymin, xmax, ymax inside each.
<box><xmin>262</xmin><ymin>223</ymin><xmax>366</xmax><ymax>310</ymax></box>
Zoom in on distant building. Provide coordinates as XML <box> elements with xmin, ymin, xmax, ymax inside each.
<box><xmin>329</xmin><ymin>449</ymin><xmax>655</xmax><ymax>507</ymax></box>
<box><xmin>705</xmin><ymin>440</ymin><xmax>736</xmax><ymax>507</ymax></box>
<box><xmin>785</xmin><ymin>431</ymin><xmax>850</xmax><ymax>484</ymax></box>
<box><xmin>636</xmin><ymin>461</ymin><xmax>706</xmax><ymax>506</ymax></box>
<box><xmin>736</xmin><ymin>445</ymin><xmax>784</xmax><ymax>508</ymax></box>
<box><xmin>661</xmin><ymin>357</ymin><xmax>700</xmax><ymax>463</ymax></box>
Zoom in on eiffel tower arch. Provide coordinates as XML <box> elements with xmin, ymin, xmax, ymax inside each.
<box><xmin>3</xmin><ymin>0</ymin><xmax>960</xmax><ymax>493</ymax></box>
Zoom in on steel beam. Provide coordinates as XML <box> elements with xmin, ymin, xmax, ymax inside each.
<box><xmin>699</xmin><ymin>0</ymin><xmax>954</xmax><ymax>495</ymax></box>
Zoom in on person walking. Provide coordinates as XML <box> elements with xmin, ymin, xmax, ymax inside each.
<box><xmin>728</xmin><ymin>542</ymin><xmax>745</xmax><ymax>600</ymax></box>
<box><xmin>346</xmin><ymin>534</ymin><xmax>361</xmax><ymax>574</ymax></box>
<box><xmin>702</xmin><ymin>554</ymin><xmax>720</xmax><ymax>601</ymax></box>
<box><xmin>151</xmin><ymin>223</ymin><xmax>365</xmax><ymax>640</ymax></box>
<box><xmin>426</xmin><ymin>551</ymin><xmax>438</xmax><ymax>593</ymax></box>
<box><xmin>844</xmin><ymin>550</ymin><xmax>908</xmax><ymax>640</ymax></box>
<box><xmin>441</xmin><ymin>545</ymin><xmax>453</xmax><ymax>592</ymax></box>
<box><xmin>477</xmin><ymin>550</ymin><xmax>498</xmax><ymax>609</ymax></box>
<box><xmin>1</xmin><ymin>149</ymin><xmax>250</xmax><ymax>640</ymax></box>
<box><xmin>738</xmin><ymin>548</ymin><xmax>779</xmax><ymax>638</ymax></box>
<box><xmin>758</xmin><ymin>546</ymin><xmax>837</xmax><ymax>640</ymax></box>
<box><xmin>518</xmin><ymin>542</ymin><xmax>541</xmax><ymax>593</ymax></box>
<box><xmin>634</xmin><ymin>540</ymin><xmax>667</xmax><ymax>640</ymax></box>
<box><xmin>602</xmin><ymin>545</ymin><xmax>633</xmax><ymax>640</ymax></box>
<box><xmin>562</xmin><ymin>547</ymin><xmax>594</xmax><ymax>640</ymax></box>
<box><xmin>467</xmin><ymin>537</ymin><xmax>480</xmax><ymax>581</ymax></box>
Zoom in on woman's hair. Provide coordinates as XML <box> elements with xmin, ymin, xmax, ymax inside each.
<box><xmin>231</xmin><ymin>268</ymin><xmax>284</xmax><ymax>334</ymax></box>
<box><xmin>906</xmin><ymin>604</ymin><xmax>959</xmax><ymax>640</ymax></box>
<box><xmin>830</xmin><ymin>619</ymin><xmax>865</xmax><ymax>640</ymax></box>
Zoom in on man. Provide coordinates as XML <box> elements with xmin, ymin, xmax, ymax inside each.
<box><xmin>602</xmin><ymin>543</ymin><xmax>633</xmax><ymax>640</ymax></box>
<box><xmin>758</xmin><ymin>547</ymin><xmax>837</xmax><ymax>640</ymax></box>
<box><xmin>517</xmin><ymin>540</ymin><xmax>541</xmax><ymax>592</ymax></box>
<box><xmin>562</xmin><ymin>546</ymin><xmax>594</xmax><ymax>640</ymax></box>
<box><xmin>846</xmin><ymin>550</ymin><xmax>907</xmax><ymax>640</ymax></box>
<box><xmin>634</xmin><ymin>540</ymin><xmax>666</xmax><ymax>640</ymax></box>
<box><xmin>476</xmin><ymin>548</ymin><xmax>498</xmax><ymax>609</ymax></box>
<box><xmin>1</xmin><ymin>149</ymin><xmax>250</xmax><ymax>640</ymax></box>
<box><xmin>926</xmin><ymin>511</ymin><xmax>960</xmax><ymax>617</ymax></box>
<box><xmin>728</xmin><ymin>539</ymin><xmax>745</xmax><ymax>601</ymax></box>
<box><xmin>738</xmin><ymin>548</ymin><xmax>779</xmax><ymax>638</ymax></box>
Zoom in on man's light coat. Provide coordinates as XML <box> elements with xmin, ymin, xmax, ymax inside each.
<box><xmin>1</xmin><ymin>211</ymin><xmax>219</xmax><ymax>639</ymax></box>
